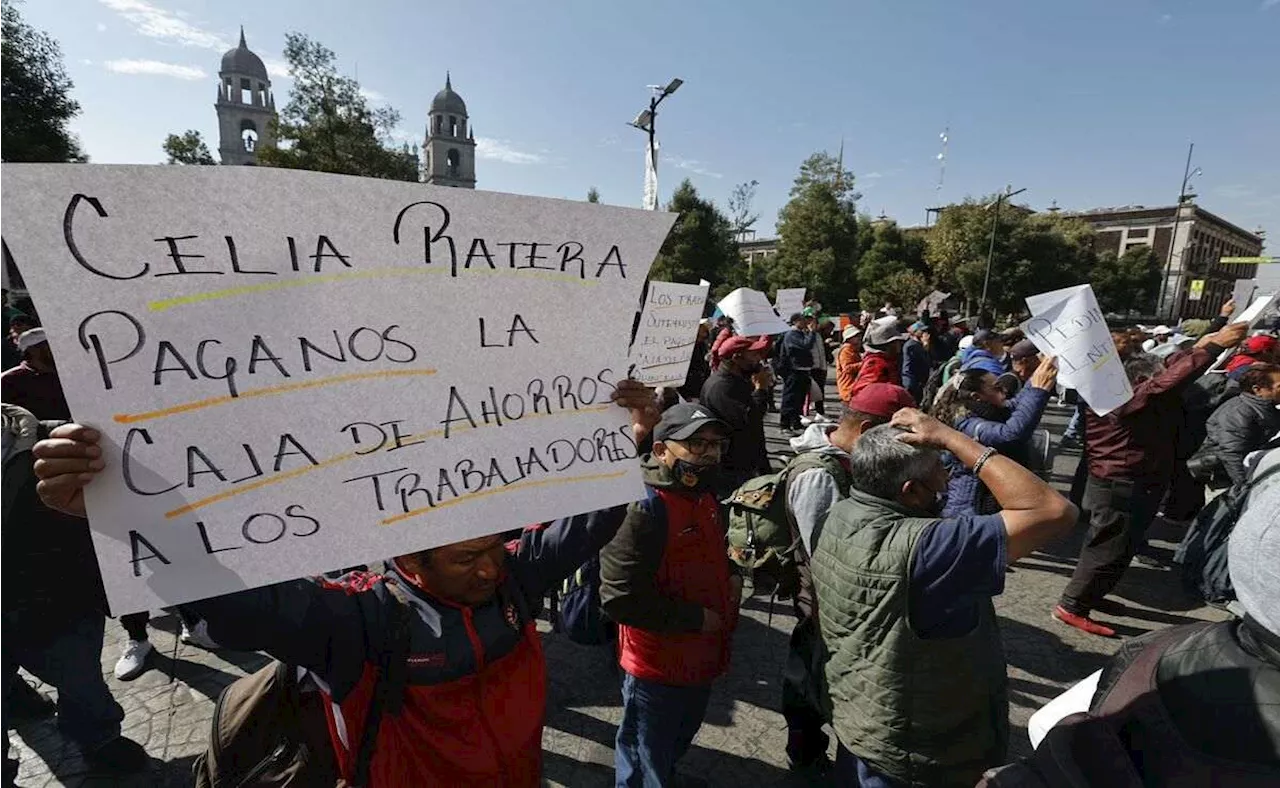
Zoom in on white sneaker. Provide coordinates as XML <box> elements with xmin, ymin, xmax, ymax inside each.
<box><xmin>180</xmin><ymin>620</ymin><xmax>220</xmax><ymax>650</ymax></box>
<box><xmin>114</xmin><ymin>639</ymin><xmax>153</xmax><ymax>681</ymax></box>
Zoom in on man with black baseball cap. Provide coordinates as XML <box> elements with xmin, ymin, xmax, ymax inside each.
<box><xmin>601</xmin><ymin>403</ymin><xmax>741</xmax><ymax>786</ymax></box>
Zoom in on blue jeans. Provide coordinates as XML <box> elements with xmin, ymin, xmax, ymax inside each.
<box><xmin>3</xmin><ymin>610</ymin><xmax>123</xmax><ymax>750</ymax></box>
<box><xmin>615</xmin><ymin>673</ymin><xmax>713</xmax><ymax>788</ymax></box>
<box><xmin>1063</xmin><ymin>405</ymin><xmax>1082</xmax><ymax>439</ymax></box>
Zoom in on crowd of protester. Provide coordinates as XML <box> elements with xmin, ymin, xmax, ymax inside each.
<box><xmin>4</xmin><ymin>291</ymin><xmax>1279</xmax><ymax>786</ymax></box>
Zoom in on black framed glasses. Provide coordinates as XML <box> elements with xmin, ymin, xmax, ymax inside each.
<box><xmin>678</xmin><ymin>437</ymin><xmax>730</xmax><ymax>455</ymax></box>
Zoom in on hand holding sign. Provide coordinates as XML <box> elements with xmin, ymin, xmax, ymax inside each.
<box><xmin>1028</xmin><ymin>356</ymin><xmax>1059</xmax><ymax>391</ymax></box>
<box><xmin>1020</xmin><ymin>284</ymin><xmax>1132</xmax><ymax>415</ymax></box>
<box><xmin>3</xmin><ymin>164</ymin><xmax>676</xmax><ymax>613</ymax></box>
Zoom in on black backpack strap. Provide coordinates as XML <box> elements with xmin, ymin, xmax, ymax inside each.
<box><xmin>350</xmin><ymin>587</ymin><xmax>413</xmax><ymax>787</ymax></box>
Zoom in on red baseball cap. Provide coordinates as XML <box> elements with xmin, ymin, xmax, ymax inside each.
<box><xmin>847</xmin><ymin>383</ymin><xmax>917</xmax><ymax>420</ymax></box>
<box><xmin>1243</xmin><ymin>334</ymin><xmax>1278</xmax><ymax>355</ymax></box>
<box><xmin>718</xmin><ymin>335</ymin><xmax>771</xmax><ymax>357</ymax></box>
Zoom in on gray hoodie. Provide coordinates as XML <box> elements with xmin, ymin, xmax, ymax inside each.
<box><xmin>786</xmin><ymin>423</ymin><xmax>851</xmax><ymax>553</ymax></box>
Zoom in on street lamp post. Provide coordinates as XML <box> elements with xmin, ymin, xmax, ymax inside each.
<box><xmin>979</xmin><ymin>185</ymin><xmax>1026</xmax><ymax>316</ymax></box>
<box><xmin>629</xmin><ymin>78</ymin><xmax>683</xmax><ymax>210</ymax></box>
<box><xmin>1156</xmin><ymin>142</ymin><xmax>1201</xmax><ymax>319</ymax></box>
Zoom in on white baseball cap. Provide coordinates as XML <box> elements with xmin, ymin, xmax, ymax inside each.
<box><xmin>16</xmin><ymin>328</ymin><xmax>47</xmax><ymax>353</ymax></box>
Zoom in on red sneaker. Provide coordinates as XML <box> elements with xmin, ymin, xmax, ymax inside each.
<box><xmin>1052</xmin><ymin>605</ymin><xmax>1116</xmax><ymax>638</ymax></box>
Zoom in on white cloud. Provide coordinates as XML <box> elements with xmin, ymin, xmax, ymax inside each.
<box><xmin>98</xmin><ymin>0</ymin><xmax>229</xmax><ymax>49</ymax></box>
<box><xmin>360</xmin><ymin>88</ymin><xmax>385</xmax><ymax>103</ymax></box>
<box><xmin>863</xmin><ymin>172</ymin><xmax>884</xmax><ymax>179</ymax></box>
<box><xmin>263</xmin><ymin>59</ymin><xmax>290</xmax><ymax>80</ymax></box>
<box><xmin>1160</xmin><ymin>13</ymin><xmax>1172</xmax><ymax>22</ymax></box>
<box><xmin>104</xmin><ymin>58</ymin><xmax>206</xmax><ymax>80</ymax></box>
<box><xmin>1262</xmin><ymin>0</ymin><xmax>1279</xmax><ymax>10</ymax></box>
<box><xmin>667</xmin><ymin>155</ymin><xmax>722</xmax><ymax>179</ymax></box>
<box><xmin>96</xmin><ymin>22</ymin><xmax>107</xmax><ymax>32</ymax></box>
<box><xmin>475</xmin><ymin>137</ymin><xmax>545</xmax><ymax>165</ymax></box>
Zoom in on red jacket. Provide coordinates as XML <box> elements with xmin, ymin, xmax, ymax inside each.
<box><xmin>191</xmin><ymin>506</ymin><xmax>627</xmax><ymax>787</ymax></box>
<box><xmin>847</xmin><ymin>350</ymin><xmax>901</xmax><ymax>399</ymax></box>
<box><xmin>617</xmin><ymin>488</ymin><xmax>736</xmax><ymax>686</ymax></box>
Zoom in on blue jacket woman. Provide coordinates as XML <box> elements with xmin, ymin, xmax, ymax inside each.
<box><xmin>931</xmin><ymin>360</ymin><xmax>1057</xmax><ymax>516</ymax></box>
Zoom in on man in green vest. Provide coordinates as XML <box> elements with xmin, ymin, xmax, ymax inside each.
<box><xmin>781</xmin><ymin>383</ymin><xmax>916</xmax><ymax>773</ymax></box>
<box><xmin>811</xmin><ymin>408</ymin><xmax>1077</xmax><ymax>787</ymax></box>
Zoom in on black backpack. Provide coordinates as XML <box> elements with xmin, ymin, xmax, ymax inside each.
<box><xmin>192</xmin><ymin>588</ymin><xmax>411</xmax><ymax>788</ymax></box>
<box><xmin>977</xmin><ymin>622</ymin><xmax>1278</xmax><ymax>788</ymax></box>
<box><xmin>1175</xmin><ymin>461</ymin><xmax>1279</xmax><ymax>604</ymax></box>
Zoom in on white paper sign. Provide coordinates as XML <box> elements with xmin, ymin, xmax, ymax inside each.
<box><xmin>1207</xmin><ymin>291</ymin><xmax>1280</xmax><ymax>372</ymax></box>
<box><xmin>774</xmin><ymin>288</ymin><xmax>806</xmax><ymax>319</ymax></box>
<box><xmin>627</xmin><ymin>281</ymin><xmax>709</xmax><ymax>386</ymax></box>
<box><xmin>717</xmin><ymin>288</ymin><xmax>791</xmax><ymax>336</ymax></box>
<box><xmin>1</xmin><ymin>164</ymin><xmax>676</xmax><ymax>614</ymax></box>
<box><xmin>1231</xmin><ymin>279</ymin><xmax>1256</xmax><ymax>311</ymax></box>
<box><xmin>1021</xmin><ymin>284</ymin><xmax>1133</xmax><ymax>415</ymax></box>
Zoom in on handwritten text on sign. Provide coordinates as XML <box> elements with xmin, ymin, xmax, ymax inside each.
<box><xmin>0</xmin><ymin>165</ymin><xmax>676</xmax><ymax>614</ymax></box>
<box><xmin>1020</xmin><ymin>284</ymin><xmax>1132</xmax><ymax>416</ymax></box>
<box><xmin>627</xmin><ymin>281</ymin><xmax>709</xmax><ymax>387</ymax></box>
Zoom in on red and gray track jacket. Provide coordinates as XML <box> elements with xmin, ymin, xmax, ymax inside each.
<box><xmin>190</xmin><ymin>505</ymin><xmax>626</xmax><ymax>786</ymax></box>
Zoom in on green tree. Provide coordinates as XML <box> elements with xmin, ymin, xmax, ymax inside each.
<box><xmin>855</xmin><ymin>220</ymin><xmax>926</xmax><ymax>309</ymax></box>
<box><xmin>648</xmin><ymin>179</ymin><xmax>739</xmax><ymax>287</ymax></box>
<box><xmin>586</xmin><ymin>186</ymin><xmax>600</xmax><ymax>203</ymax></box>
<box><xmin>880</xmin><ymin>270</ymin><xmax>931</xmax><ymax>313</ymax></box>
<box><xmin>789</xmin><ymin>151</ymin><xmax>859</xmax><ymax>203</ymax></box>
<box><xmin>257</xmin><ymin>33</ymin><xmax>417</xmax><ymax>181</ymax></box>
<box><xmin>1092</xmin><ymin>245</ymin><xmax>1162</xmax><ymax>314</ymax></box>
<box><xmin>728</xmin><ymin>179</ymin><xmax>759</xmax><ymax>237</ymax></box>
<box><xmin>927</xmin><ymin>199</ymin><xmax>1096</xmax><ymax>314</ymax></box>
<box><xmin>768</xmin><ymin>153</ymin><xmax>861</xmax><ymax>309</ymax></box>
<box><xmin>162</xmin><ymin>130</ymin><xmax>216</xmax><ymax>165</ymax></box>
<box><xmin>1</xmin><ymin>0</ymin><xmax>85</xmax><ymax>162</ymax></box>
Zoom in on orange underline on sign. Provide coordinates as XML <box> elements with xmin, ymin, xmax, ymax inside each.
<box><xmin>391</xmin><ymin>403</ymin><xmax>612</xmax><ymax>444</ymax></box>
<box><xmin>380</xmin><ymin>469</ymin><xmax>630</xmax><ymax>526</ymax></box>
<box><xmin>113</xmin><ymin>368</ymin><xmax>438</xmax><ymax>424</ymax></box>
<box><xmin>164</xmin><ymin>451</ymin><xmax>361</xmax><ymax>519</ymax></box>
<box><xmin>159</xmin><ymin>402</ymin><xmax>616</xmax><ymax>518</ymax></box>
<box><xmin>147</xmin><ymin>265</ymin><xmax>598</xmax><ymax>312</ymax></box>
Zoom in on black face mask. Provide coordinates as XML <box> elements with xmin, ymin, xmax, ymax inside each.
<box><xmin>671</xmin><ymin>458</ymin><xmax>719</xmax><ymax>491</ymax></box>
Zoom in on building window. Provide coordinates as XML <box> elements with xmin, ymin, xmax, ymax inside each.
<box><xmin>240</xmin><ymin>78</ymin><xmax>252</xmax><ymax>105</ymax></box>
<box><xmin>240</xmin><ymin>119</ymin><xmax>258</xmax><ymax>152</ymax></box>
<box><xmin>446</xmin><ymin>149</ymin><xmax>460</xmax><ymax>178</ymax></box>
<box><xmin>449</xmin><ymin>116</ymin><xmax>457</xmax><ymax>137</ymax></box>
<box><xmin>1128</xmin><ymin>227</ymin><xmax>1149</xmax><ymax>238</ymax></box>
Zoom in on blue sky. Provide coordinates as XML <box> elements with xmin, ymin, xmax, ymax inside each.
<box><xmin>23</xmin><ymin>0</ymin><xmax>1280</xmax><ymax>243</ymax></box>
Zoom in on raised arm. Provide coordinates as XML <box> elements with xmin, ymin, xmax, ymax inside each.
<box><xmin>893</xmin><ymin>409</ymin><xmax>1077</xmax><ymax>562</ymax></box>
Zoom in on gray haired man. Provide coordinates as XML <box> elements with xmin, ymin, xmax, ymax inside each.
<box><xmin>810</xmin><ymin>409</ymin><xmax>1077</xmax><ymax>788</ymax></box>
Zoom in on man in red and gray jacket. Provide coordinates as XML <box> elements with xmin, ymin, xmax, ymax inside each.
<box><xmin>1053</xmin><ymin>321</ymin><xmax>1248</xmax><ymax>637</ymax></box>
<box><xmin>600</xmin><ymin>403</ymin><xmax>741</xmax><ymax>787</ymax></box>
<box><xmin>31</xmin><ymin>383</ymin><xmax>658</xmax><ymax>787</ymax></box>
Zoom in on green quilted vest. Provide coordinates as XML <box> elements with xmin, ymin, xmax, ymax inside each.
<box><xmin>811</xmin><ymin>488</ymin><xmax>1009</xmax><ymax>788</ymax></box>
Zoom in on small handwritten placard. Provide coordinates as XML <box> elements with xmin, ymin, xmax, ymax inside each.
<box><xmin>1</xmin><ymin>164</ymin><xmax>675</xmax><ymax>613</ymax></box>
<box><xmin>627</xmin><ymin>281</ymin><xmax>709</xmax><ymax>386</ymax></box>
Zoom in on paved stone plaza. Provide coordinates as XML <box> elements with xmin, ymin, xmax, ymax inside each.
<box><xmin>7</xmin><ymin>399</ymin><xmax>1228</xmax><ymax>787</ymax></box>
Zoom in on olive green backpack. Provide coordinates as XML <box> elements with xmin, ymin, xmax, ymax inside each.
<box><xmin>724</xmin><ymin>451</ymin><xmax>851</xmax><ymax>597</ymax></box>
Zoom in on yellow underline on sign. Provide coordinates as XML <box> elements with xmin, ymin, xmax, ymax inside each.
<box><xmin>159</xmin><ymin>402</ymin><xmax>616</xmax><ymax>518</ymax></box>
<box><xmin>380</xmin><ymin>469</ymin><xmax>630</xmax><ymax>526</ymax></box>
<box><xmin>113</xmin><ymin>368</ymin><xmax>438</xmax><ymax>424</ymax></box>
<box><xmin>147</xmin><ymin>265</ymin><xmax>600</xmax><ymax>312</ymax></box>
<box><xmin>164</xmin><ymin>451</ymin><xmax>361</xmax><ymax>519</ymax></box>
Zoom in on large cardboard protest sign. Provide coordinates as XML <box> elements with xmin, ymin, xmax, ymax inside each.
<box><xmin>1021</xmin><ymin>284</ymin><xmax>1132</xmax><ymax>415</ymax></box>
<box><xmin>1</xmin><ymin>164</ymin><xmax>675</xmax><ymax>613</ymax></box>
<box><xmin>717</xmin><ymin>288</ymin><xmax>790</xmax><ymax>336</ymax></box>
<box><xmin>627</xmin><ymin>281</ymin><xmax>709</xmax><ymax>387</ymax></box>
<box><xmin>774</xmin><ymin>288</ymin><xmax>806</xmax><ymax>319</ymax></box>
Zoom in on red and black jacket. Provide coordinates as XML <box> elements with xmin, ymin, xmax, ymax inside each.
<box><xmin>190</xmin><ymin>505</ymin><xmax>626</xmax><ymax>786</ymax></box>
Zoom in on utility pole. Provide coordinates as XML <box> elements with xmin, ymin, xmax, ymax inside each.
<box><xmin>980</xmin><ymin>185</ymin><xmax>1026</xmax><ymax>315</ymax></box>
<box><xmin>1156</xmin><ymin>142</ymin><xmax>1200</xmax><ymax>319</ymax></box>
